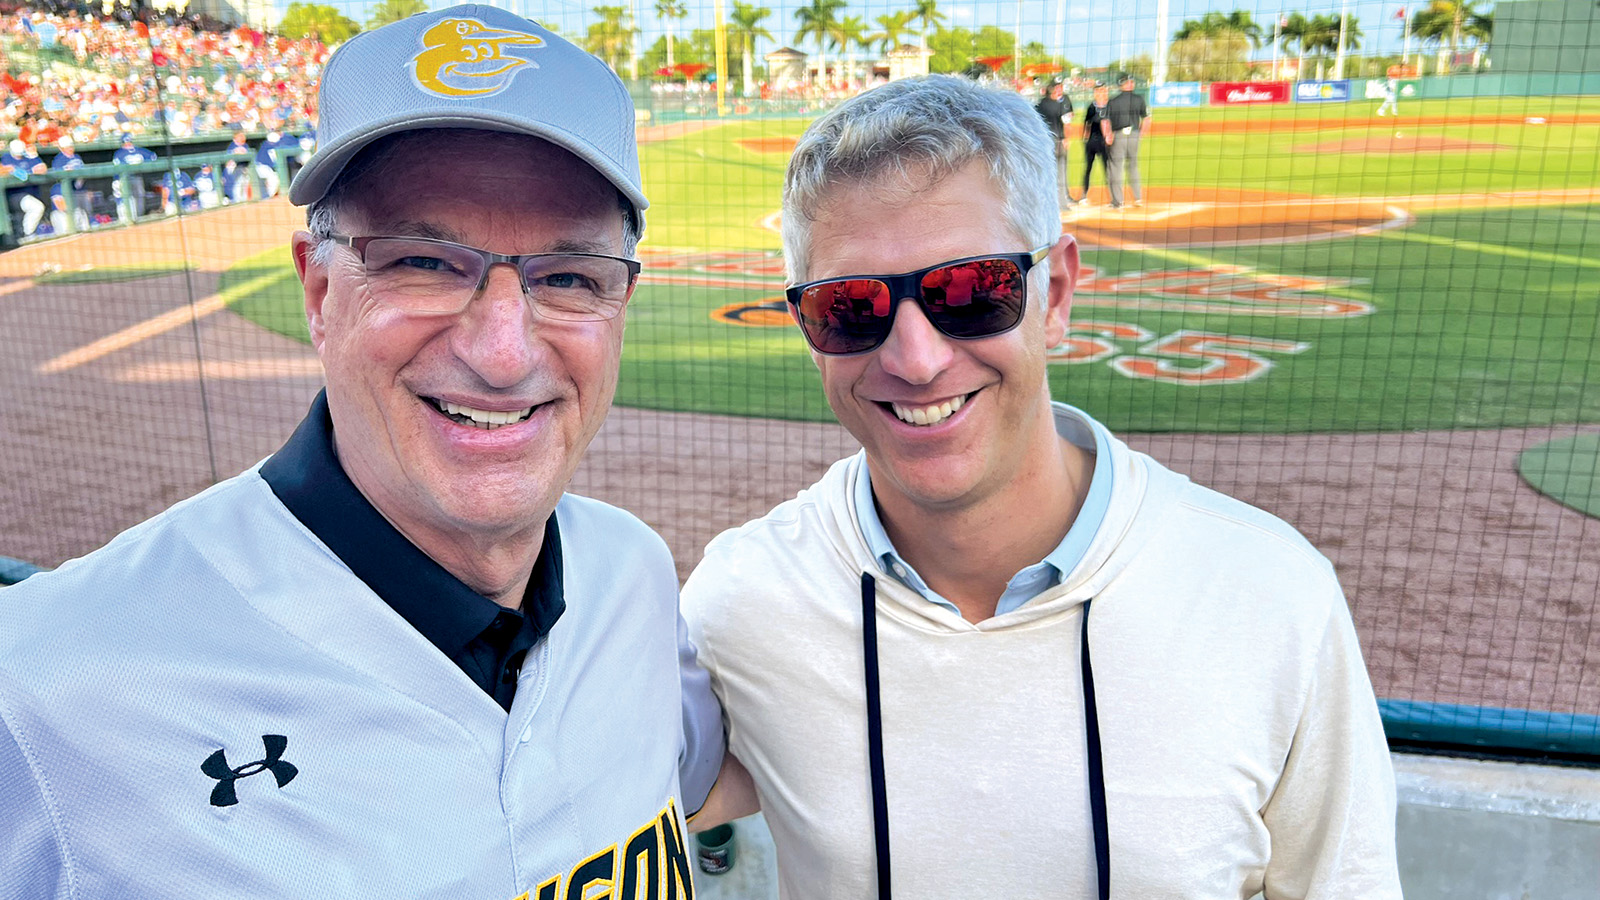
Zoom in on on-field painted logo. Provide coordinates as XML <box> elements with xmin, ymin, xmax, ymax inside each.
<box><xmin>412</xmin><ymin>17</ymin><xmax>545</xmax><ymax>97</ymax></box>
<box><xmin>650</xmin><ymin>249</ymin><xmax>1361</xmax><ymax>386</ymax></box>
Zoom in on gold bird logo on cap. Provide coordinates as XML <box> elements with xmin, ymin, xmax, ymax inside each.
<box><xmin>411</xmin><ymin>17</ymin><xmax>545</xmax><ymax>97</ymax></box>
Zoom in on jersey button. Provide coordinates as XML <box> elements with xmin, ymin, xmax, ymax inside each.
<box><xmin>520</xmin><ymin>725</ymin><xmax>533</xmax><ymax>743</ymax></box>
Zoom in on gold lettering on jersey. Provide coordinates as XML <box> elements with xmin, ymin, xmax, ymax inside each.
<box><xmin>566</xmin><ymin>843</ymin><xmax>616</xmax><ymax>900</ymax></box>
<box><xmin>658</xmin><ymin>798</ymin><xmax>694</xmax><ymax>900</ymax></box>
<box><xmin>411</xmin><ymin>17</ymin><xmax>544</xmax><ymax>97</ymax></box>
<box><xmin>520</xmin><ymin>800</ymin><xmax>694</xmax><ymax>900</ymax></box>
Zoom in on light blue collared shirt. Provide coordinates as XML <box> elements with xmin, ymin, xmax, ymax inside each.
<box><xmin>854</xmin><ymin>403</ymin><xmax>1113</xmax><ymax>618</ymax></box>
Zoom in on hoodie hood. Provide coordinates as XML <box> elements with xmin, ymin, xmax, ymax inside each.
<box><xmin>800</xmin><ymin>403</ymin><xmax>1190</xmax><ymax>632</ymax></box>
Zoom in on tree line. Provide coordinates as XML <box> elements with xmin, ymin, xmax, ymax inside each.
<box><xmin>265</xmin><ymin>0</ymin><xmax>1494</xmax><ymax>86</ymax></box>
<box><xmin>1167</xmin><ymin>3</ymin><xmax>1493</xmax><ymax>82</ymax></box>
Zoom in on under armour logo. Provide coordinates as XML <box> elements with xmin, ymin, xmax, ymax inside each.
<box><xmin>202</xmin><ymin>735</ymin><xmax>298</xmax><ymax>807</ymax></box>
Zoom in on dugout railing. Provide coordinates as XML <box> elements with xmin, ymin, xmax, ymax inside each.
<box><xmin>1</xmin><ymin>147</ymin><xmax>308</xmax><ymax>243</ymax></box>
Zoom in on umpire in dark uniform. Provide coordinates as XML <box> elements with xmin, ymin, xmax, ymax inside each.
<box><xmin>1106</xmin><ymin>73</ymin><xmax>1150</xmax><ymax>209</ymax></box>
<box><xmin>1034</xmin><ymin>80</ymin><xmax>1075</xmax><ymax>206</ymax></box>
<box><xmin>1079</xmin><ymin>81</ymin><xmax>1112</xmax><ymax>206</ymax></box>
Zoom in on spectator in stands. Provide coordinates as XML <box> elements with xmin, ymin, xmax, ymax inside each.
<box><xmin>253</xmin><ymin>128</ymin><xmax>294</xmax><ymax>198</ymax></box>
<box><xmin>0</xmin><ymin>138</ymin><xmax>48</xmax><ymax>238</ymax></box>
<box><xmin>193</xmin><ymin>161</ymin><xmax>221</xmax><ymax>209</ymax></box>
<box><xmin>48</xmin><ymin>135</ymin><xmax>90</xmax><ymax>233</ymax></box>
<box><xmin>156</xmin><ymin>168</ymin><xmax>200</xmax><ymax>214</ymax></box>
<box><xmin>111</xmin><ymin>132</ymin><xmax>157</xmax><ymax>222</ymax></box>
<box><xmin>222</xmin><ymin>129</ymin><xmax>252</xmax><ymax>202</ymax></box>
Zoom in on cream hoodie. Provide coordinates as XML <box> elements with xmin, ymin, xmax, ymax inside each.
<box><xmin>683</xmin><ymin>405</ymin><xmax>1400</xmax><ymax>899</ymax></box>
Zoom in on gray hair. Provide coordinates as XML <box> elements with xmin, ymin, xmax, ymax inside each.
<box><xmin>305</xmin><ymin>129</ymin><xmax>642</xmax><ymax>266</ymax></box>
<box><xmin>781</xmin><ymin>75</ymin><xmax>1062</xmax><ymax>287</ymax></box>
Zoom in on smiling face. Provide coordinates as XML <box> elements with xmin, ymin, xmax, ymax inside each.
<box><xmin>800</xmin><ymin>161</ymin><xmax>1077</xmax><ymax>517</ymax></box>
<box><xmin>292</xmin><ymin>132</ymin><xmax>633</xmax><ymax>588</ymax></box>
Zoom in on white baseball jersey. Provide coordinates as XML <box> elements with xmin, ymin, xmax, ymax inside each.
<box><xmin>1</xmin><ymin>468</ymin><xmax>709</xmax><ymax>898</ymax></box>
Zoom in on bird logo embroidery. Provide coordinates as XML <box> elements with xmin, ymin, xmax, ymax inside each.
<box><xmin>411</xmin><ymin>18</ymin><xmax>545</xmax><ymax>97</ymax></box>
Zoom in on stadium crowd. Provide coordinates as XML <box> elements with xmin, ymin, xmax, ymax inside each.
<box><xmin>0</xmin><ymin>1</ymin><xmax>324</xmax><ymax>238</ymax></box>
<box><xmin>2</xmin><ymin>1</ymin><xmax>324</xmax><ymax>144</ymax></box>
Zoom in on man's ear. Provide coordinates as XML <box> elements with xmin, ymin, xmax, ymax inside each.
<box><xmin>291</xmin><ymin>230</ymin><xmax>330</xmax><ymax>352</ymax></box>
<box><xmin>1042</xmin><ymin>232</ymin><xmax>1079</xmax><ymax>349</ymax></box>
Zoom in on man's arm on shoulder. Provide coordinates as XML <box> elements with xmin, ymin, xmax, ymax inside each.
<box><xmin>677</xmin><ymin>610</ymin><xmax>725</xmax><ymax>818</ymax></box>
<box><xmin>0</xmin><ymin>695</ymin><xmax>71</xmax><ymax>899</ymax></box>
<box><xmin>688</xmin><ymin>752</ymin><xmax>760</xmax><ymax>832</ymax></box>
<box><xmin>1260</xmin><ymin>596</ymin><xmax>1401</xmax><ymax>899</ymax></box>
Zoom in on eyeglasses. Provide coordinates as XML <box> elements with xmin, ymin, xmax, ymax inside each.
<box><xmin>785</xmin><ymin>247</ymin><xmax>1051</xmax><ymax>356</ymax></box>
<box><xmin>324</xmin><ymin>234</ymin><xmax>641</xmax><ymax>321</ymax></box>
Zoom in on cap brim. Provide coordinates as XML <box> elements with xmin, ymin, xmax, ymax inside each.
<box><xmin>287</xmin><ymin>111</ymin><xmax>648</xmax><ymax>213</ymax></box>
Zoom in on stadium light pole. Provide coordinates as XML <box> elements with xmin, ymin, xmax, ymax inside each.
<box><xmin>1152</xmin><ymin>0</ymin><xmax>1169</xmax><ymax>85</ymax></box>
<box><xmin>713</xmin><ymin>0</ymin><xmax>729</xmax><ymax>115</ymax></box>
<box><xmin>1014</xmin><ymin>0</ymin><xmax>1022</xmax><ymax>80</ymax></box>
<box><xmin>1053</xmin><ymin>0</ymin><xmax>1066</xmax><ymax>68</ymax></box>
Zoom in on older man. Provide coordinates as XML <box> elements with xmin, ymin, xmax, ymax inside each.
<box><xmin>0</xmin><ymin>6</ymin><xmax>721</xmax><ymax>897</ymax></box>
<box><xmin>684</xmin><ymin>75</ymin><xmax>1399</xmax><ymax>899</ymax></box>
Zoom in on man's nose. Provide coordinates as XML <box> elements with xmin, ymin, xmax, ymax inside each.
<box><xmin>875</xmin><ymin>297</ymin><xmax>953</xmax><ymax>385</ymax></box>
<box><xmin>452</xmin><ymin>262</ymin><xmax>539</xmax><ymax>389</ymax></box>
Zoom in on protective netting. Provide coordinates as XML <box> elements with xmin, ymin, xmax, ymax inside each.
<box><xmin>1</xmin><ymin>0</ymin><xmax>1595</xmax><ymax>757</ymax></box>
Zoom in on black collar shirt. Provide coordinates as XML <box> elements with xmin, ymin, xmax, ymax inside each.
<box><xmin>260</xmin><ymin>390</ymin><xmax>565</xmax><ymax>711</ymax></box>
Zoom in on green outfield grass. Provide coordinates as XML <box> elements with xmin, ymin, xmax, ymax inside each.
<box><xmin>224</xmin><ymin>95</ymin><xmax>1600</xmax><ymax>434</ymax></box>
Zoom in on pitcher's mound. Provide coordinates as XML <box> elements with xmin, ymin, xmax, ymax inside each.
<box><xmin>1066</xmin><ymin>186</ymin><xmax>1406</xmax><ymax>248</ymax></box>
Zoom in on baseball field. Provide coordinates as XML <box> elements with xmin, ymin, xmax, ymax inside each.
<box><xmin>1</xmin><ymin>92</ymin><xmax>1596</xmax><ymax>743</ymax></box>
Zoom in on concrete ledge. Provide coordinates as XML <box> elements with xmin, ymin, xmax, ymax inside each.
<box><xmin>1395</xmin><ymin>752</ymin><xmax>1600</xmax><ymax>899</ymax></box>
<box><xmin>695</xmin><ymin>753</ymin><xmax>1600</xmax><ymax>899</ymax></box>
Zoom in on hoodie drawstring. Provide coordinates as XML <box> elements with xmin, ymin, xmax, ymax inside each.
<box><xmin>860</xmin><ymin>572</ymin><xmax>1110</xmax><ymax>900</ymax></box>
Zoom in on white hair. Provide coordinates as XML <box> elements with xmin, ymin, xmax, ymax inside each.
<box><xmin>781</xmin><ymin>75</ymin><xmax>1062</xmax><ymax>295</ymax></box>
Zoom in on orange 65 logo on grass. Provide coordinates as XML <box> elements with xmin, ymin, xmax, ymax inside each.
<box><xmin>668</xmin><ymin>250</ymin><xmax>1363</xmax><ymax>386</ymax></box>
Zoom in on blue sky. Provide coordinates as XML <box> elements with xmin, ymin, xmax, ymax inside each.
<box><xmin>330</xmin><ymin>0</ymin><xmax>1430</xmax><ymax>68</ymax></box>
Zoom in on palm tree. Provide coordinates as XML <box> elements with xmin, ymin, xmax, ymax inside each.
<box><xmin>278</xmin><ymin>2</ymin><xmax>360</xmax><ymax>43</ymax></box>
<box><xmin>909</xmin><ymin>0</ymin><xmax>946</xmax><ymax>50</ymax></box>
<box><xmin>655</xmin><ymin>0</ymin><xmax>687</xmax><ymax>69</ymax></box>
<box><xmin>1174</xmin><ymin>10</ymin><xmax>1263</xmax><ymax>48</ymax></box>
<box><xmin>829</xmin><ymin>14</ymin><xmax>870</xmax><ymax>85</ymax></box>
<box><xmin>1464</xmin><ymin>8</ymin><xmax>1492</xmax><ymax>68</ymax></box>
<box><xmin>366</xmin><ymin>0</ymin><xmax>427</xmax><ymax>29</ymax></box>
<box><xmin>1278</xmin><ymin>12</ymin><xmax>1310</xmax><ymax>79</ymax></box>
<box><xmin>1412</xmin><ymin>0</ymin><xmax>1482</xmax><ymax>73</ymax></box>
<box><xmin>869</xmin><ymin>10</ymin><xmax>913</xmax><ymax>55</ymax></box>
<box><xmin>586</xmin><ymin>5</ymin><xmax>635</xmax><ymax>73</ymax></box>
<box><xmin>1221</xmin><ymin>10</ymin><xmax>1265</xmax><ymax>48</ymax></box>
<box><xmin>1300</xmin><ymin>13</ymin><xmax>1341</xmax><ymax>80</ymax></box>
<box><xmin>728</xmin><ymin>1</ymin><xmax>774</xmax><ymax>96</ymax></box>
<box><xmin>1333</xmin><ymin>13</ymin><xmax>1364</xmax><ymax>77</ymax></box>
<box><xmin>794</xmin><ymin>0</ymin><xmax>846</xmax><ymax>85</ymax></box>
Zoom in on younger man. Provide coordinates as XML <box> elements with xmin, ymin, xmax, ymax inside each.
<box><xmin>685</xmin><ymin>75</ymin><xmax>1399</xmax><ymax>899</ymax></box>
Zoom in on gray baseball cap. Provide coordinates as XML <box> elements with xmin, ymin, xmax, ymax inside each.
<box><xmin>289</xmin><ymin>3</ymin><xmax>646</xmax><ymax>217</ymax></box>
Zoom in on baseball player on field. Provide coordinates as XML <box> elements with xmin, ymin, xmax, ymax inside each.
<box><xmin>0</xmin><ymin>6</ymin><xmax>722</xmax><ymax>897</ymax></box>
<box><xmin>684</xmin><ymin>76</ymin><xmax>1400</xmax><ymax>899</ymax></box>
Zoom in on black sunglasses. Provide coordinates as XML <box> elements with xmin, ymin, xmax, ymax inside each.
<box><xmin>785</xmin><ymin>247</ymin><xmax>1051</xmax><ymax>356</ymax></box>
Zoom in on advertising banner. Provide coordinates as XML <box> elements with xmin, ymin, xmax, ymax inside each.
<box><xmin>1150</xmin><ymin>81</ymin><xmax>1203</xmax><ymax>107</ymax></box>
<box><xmin>1295</xmin><ymin>80</ymin><xmax>1352</xmax><ymax>103</ymax></box>
<box><xmin>1209</xmin><ymin>81</ymin><xmax>1291</xmax><ymax>105</ymax></box>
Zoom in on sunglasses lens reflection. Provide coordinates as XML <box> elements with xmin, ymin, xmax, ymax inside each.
<box><xmin>797</xmin><ymin>279</ymin><xmax>894</xmax><ymax>355</ymax></box>
<box><xmin>921</xmin><ymin>259</ymin><xmax>1026</xmax><ymax>339</ymax></box>
<box><xmin>795</xmin><ymin>257</ymin><xmax>1028</xmax><ymax>355</ymax></box>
